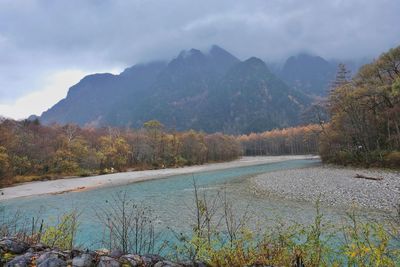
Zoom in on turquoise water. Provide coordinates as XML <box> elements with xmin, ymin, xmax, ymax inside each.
<box><xmin>0</xmin><ymin>159</ymin><xmax>386</xmax><ymax>249</ymax></box>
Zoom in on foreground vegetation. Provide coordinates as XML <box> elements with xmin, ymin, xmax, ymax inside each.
<box><xmin>1</xmin><ymin>186</ymin><xmax>399</xmax><ymax>266</ymax></box>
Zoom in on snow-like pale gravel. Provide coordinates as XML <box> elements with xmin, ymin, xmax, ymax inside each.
<box><xmin>252</xmin><ymin>166</ymin><xmax>400</xmax><ymax>211</ymax></box>
<box><xmin>0</xmin><ymin>155</ymin><xmax>316</xmax><ymax>201</ymax></box>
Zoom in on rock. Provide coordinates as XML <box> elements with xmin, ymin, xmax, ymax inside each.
<box><xmin>5</xmin><ymin>254</ymin><xmax>30</xmax><ymax>267</ymax></box>
<box><xmin>120</xmin><ymin>254</ymin><xmax>142</xmax><ymax>266</ymax></box>
<box><xmin>95</xmin><ymin>249</ymin><xmax>110</xmax><ymax>256</ymax></box>
<box><xmin>0</xmin><ymin>239</ymin><xmax>29</xmax><ymax>254</ymax></box>
<box><xmin>110</xmin><ymin>250</ymin><xmax>123</xmax><ymax>258</ymax></box>
<box><xmin>70</xmin><ymin>249</ymin><xmax>82</xmax><ymax>259</ymax></box>
<box><xmin>142</xmin><ymin>254</ymin><xmax>165</xmax><ymax>266</ymax></box>
<box><xmin>181</xmin><ymin>261</ymin><xmax>208</xmax><ymax>267</ymax></box>
<box><xmin>37</xmin><ymin>252</ymin><xmax>55</xmax><ymax>265</ymax></box>
<box><xmin>154</xmin><ymin>260</ymin><xmax>183</xmax><ymax>267</ymax></box>
<box><xmin>36</xmin><ymin>251</ymin><xmax>67</xmax><ymax>265</ymax></box>
<box><xmin>72</xmin><ymin>253</ymin><xmax>93</xmax><ymax>267</ymax></box>
<box><xmin>37</xmin><ymin>257</ymin><xmax>67</xmax><ymax>267</ymax></box>
<box><xmin>98</xmin><ymin>256</ymin><xmax>120</xmax><ymax>267</ymax></box>
<box><xmin>32</xmin><ymin>243</ymin><xmax>48</xmax><ymax>252</ymax></box>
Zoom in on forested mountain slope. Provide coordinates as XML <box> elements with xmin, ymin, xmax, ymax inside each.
<box><xmin>41</xmin><ymin>46</ymin><xmax>311</xmax><ymax>133</ymax></box>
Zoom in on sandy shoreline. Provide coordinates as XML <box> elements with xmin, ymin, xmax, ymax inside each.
<box><xmin>0</xmin><ymin>155</ymin><xmax>317</xmax><ymax>201</ymax></box>
<box><xmin>251</xmin><ymin>165</ymin><xmax>400</xmax><ymax>211</ymax></box>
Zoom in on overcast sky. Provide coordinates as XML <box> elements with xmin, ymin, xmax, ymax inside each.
<box><xmin>1</xmin><ymin>0</ymin><xmax>399</xmax><ymax>119</ymax></box>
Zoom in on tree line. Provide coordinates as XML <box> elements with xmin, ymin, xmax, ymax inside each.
<box><xmin>238</xmin><ymin>124</ymin><xmax>320</xmax><ymax>156</ymax></box>
<box><xmin>0</xmin><ymin>119</ymin><xmax>241</xmax><ymax>186</ymax></box>
<box><xmin>0</xmin><ymin>117</ymin><xmax>322</xmax><ymax>186</ymax></box>
<box><xmin>320</xmin><ymin>45</ymin><xmax>400</xmax><ymax>167</ymax></box>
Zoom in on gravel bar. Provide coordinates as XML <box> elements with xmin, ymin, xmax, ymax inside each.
<box><xmin>251</xmin><ymin>165</ymin><xmax>400</xmax><ymax>211</ymax></box>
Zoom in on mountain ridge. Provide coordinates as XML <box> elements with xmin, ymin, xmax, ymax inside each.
<box><xmin>40</xmin><ymin>46</ymin><xmax>345</xmax><ymax>133</ymax></box>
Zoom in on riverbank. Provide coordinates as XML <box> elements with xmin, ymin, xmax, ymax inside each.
<box><xmin>0</xmin><ymin>155</ymin><xmax>317</xmax><ymax>201</ymax></box>
<box><xmin>251</xmin><ymin>165</ymin><xmax>400</xmax><ymax>211</ymax></box>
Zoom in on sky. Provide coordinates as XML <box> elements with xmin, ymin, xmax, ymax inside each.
<box><xmin>0</xmin><ymin>0</ymin><xmax>399</xmax><ymax>119</ymax></box>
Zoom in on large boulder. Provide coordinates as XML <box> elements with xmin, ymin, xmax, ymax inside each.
<box><xmin>154</xmin><ymin>260</ymin><xmax>183</xmax><ymax>267</ymax></box>
<box><xmin>37</xmin><ymin>257</ymin><xmax>67</xmax><ymax>267</ymax></box>
<box><xmin>110</xmin><ymin>250</ymin><xmax>123</xmax><ymax>259</ymax></box>
<box><xmin>72</xmin><ymin>253</ymin><xmax>93</xmax><ymax>267</ymax></box>
<box><xmin>142</xmin><ymin>254</ymin><xmax>165</xmax><ymax>266</ymax></box>
<box><xmin>98</xmin><ymin>256</ymin><xmax>120</xmax><ymax>267</ymax></box>
<box><xmin>0</xmin><ymin>239</ymin><xmax>29</xmax><ymax>254</ymax></box>
<box><xmin>180</xmin><ymin>261</ymin><xmax>208</xmax><ymax>267</ymax></box>
<box><xmin>120</xmin><ymin>254</ymin><xmax>142</xmax><ymax>266</ymax></box>
<box><xmin>5</xmin><ymin>253</ymin><xmax>34</xmax><ymax>267</ymax></box>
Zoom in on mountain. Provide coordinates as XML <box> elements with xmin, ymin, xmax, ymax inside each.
<box><xmin>200</xmin><ymin>57</ymin><xmax>310</xmax><ymax>133</ymax></box>
<box><xmin>41</xmin><ymin>62</ymin><xmax>167</xmax><ymax>126</ymax></box>
<box><xmin>280</xmin><ymin>53</ymin><xmax>337</xmax><ymax>97</ymax></box>
<box><xmin>41</xmin><ymin>45</ymin><xmax>311</xmax><ymax>133</ymax></box>
<box><xmin>103</xmin><ymin>45</ymin><xmax>240</xmax><ymax>129</ymax></box>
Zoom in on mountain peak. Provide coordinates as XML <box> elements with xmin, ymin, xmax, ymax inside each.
<box><xmin>239</xmin><ymin>57</ymin><xmax>271</xmax><ymax>74</ymax></box>
<box><xmin>120</xmin><ymin>61</ymin><xmax>167</xmax><ymax>77</ymax></box>
<box><xmin>244</xmin><ymin>57</ymin><xmax>266</xmax><ymax>66</ymax></box>
<box><xmin>281</xmin><ymin>53</ymin><xmax>336</xmax><ymax>96</ymax></box>
<box><xmin>177</xmin><ymin>48</ymin><xmax>204</xmax><ymax>59</ymax></box>
<box><xmin>285</xmin><ymin>53</ymin><xmax>331</xmax><ymax>68</ymax></box>
<box><xmin>209</xmin><ymin>45</ymin><xmax>230</xmax><ymax>55</ymax></box>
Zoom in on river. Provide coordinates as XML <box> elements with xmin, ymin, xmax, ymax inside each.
<box><xmin>0</xmin><ymin>158</ymin><xmax>387</xmax><ymax>250</ymax></box>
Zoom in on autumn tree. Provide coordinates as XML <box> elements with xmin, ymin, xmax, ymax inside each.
<box><xmin>180</xmin><ymin>131</ymin><xmax>207</xmax><ymax>165</ymax></box>
<box><xmin>98</xmin><ymin>128</ymin><xmax>129</xmax><ymax>171</ymax></box>
<box><xmin>0</xmin><ymin>146</ymin><xmax>10</xmax><ymax>182</ymax></box>
<box><xmin>320</xmin><ymin>45</ymin><xmax>400</xmax><ymax>167</ymax></box>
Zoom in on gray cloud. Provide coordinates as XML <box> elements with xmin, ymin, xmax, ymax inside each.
<box><xmin>1</xmin><ymin>0</ymin><xmax>399</xmax><ymax>103</ymax></box>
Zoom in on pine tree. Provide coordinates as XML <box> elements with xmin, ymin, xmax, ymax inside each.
<box><xmin>329</xmin><ymin>63</ymin><xmax>351</xmax><ymax>94</ymax></box>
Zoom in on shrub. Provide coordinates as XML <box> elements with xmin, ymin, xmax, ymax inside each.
<box><xmin>384</xmin><ymin>151</ymin><xmax>400</xmax><ymax>168</ymax></box>
<box><xmin>41</xmin><ymin>210</ymin><xmax>80</xmax><ymax>250</ymax></box>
